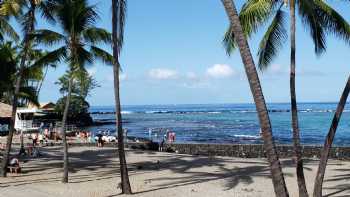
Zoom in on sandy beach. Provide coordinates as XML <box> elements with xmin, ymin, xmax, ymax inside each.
<box><xmin>0</xmin><ymin>145</ymin><xmax>349</xmax><ymax>197</ymax></box>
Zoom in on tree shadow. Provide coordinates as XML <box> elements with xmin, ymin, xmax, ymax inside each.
<box><xmin>0</xmin><ymin>146</ymin><xmax>325</xmax><ymax>195</ymax></box>
<box><xmin>314</xmin><ymin>161</ymin><xmax>350</xmax><ymax>197</ymax></box>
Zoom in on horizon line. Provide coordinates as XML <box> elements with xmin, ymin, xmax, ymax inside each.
<box><xmin>89</xmin><ymin>101</ymin><xmax>346</xmax><ymax>107</ymax></box>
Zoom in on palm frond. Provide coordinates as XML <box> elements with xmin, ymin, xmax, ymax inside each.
<box><xmin>29</xmin><ymin>46</ymin><xmax>67</xmax><ymax>70</ymax></box>
<box><xmin>90</xmin><ymin>46</ymin><xmax>113</xmax><ymax>65</ymax></box>
<box><xmin>70</xmin><ymin>46</ymin><xmax>93</xmax><ymax>69</ymax></box>
<box><xmin>298</xmin><ymin>0</ymin><xmax>326</xmax><ymax>55</ymax></box>
<box><xmin>258</xmin><ymin>5</ymin><xmax>287</xmax><ymax>70</ymax></box>
<box><xmin>0</xmin><ymin>17</ymin><xmax>19</xmax><ymax>41</ymax></box>
<box><xmin>37</xmin><ymin>0</ymin><xmax>56</xmax><ymax>24</ymax></box>
<box><xmin>20</xmin><ymin>4</ymin><xmax>36</xmax><ymax>38</ymax></box>
<box><xmin>112</xmin><ymin>0</ymin><xmax>127</xmax><ymax>53</ymax></box>
<box><xmin>240</xmin><ymin>0</ymin><xmax>276</xmax><ymax>35</ymax></box>
<box><xmin>31</xmin><ymin>29</ymin><xmax>66</xmax><ymax>45</ymax></box>
<box><xmin>223</xmin><ymin>26</ymin><xmax>237</xmax><ymax>56</ymax></box>
<box><xmin>83</xmin><ymin>27</ymin><xmax>112</xmax><ymax>45</ymax></box>
<box><xmin>18</xmin><ymin>86</ymin><xmax>39</xmax><ymax>106</ymax></box>
<box><xmin>314</xmin><ymin>0</ymin><xmax>350</xmax><ymax>45</ymax></box>
<box><xmin>222</xmin><ymin>0</ymin><xmax>275</xmax><ymax>55</ymax></box>
<box><xmin>0</xmin><ymin>0</ymin><xmax>24</xmax><ymax>17</ymax></box>
<box><xmin>74</xmin><ymin>1</ymin><xmax>99</xmax><ymax>34</ymax></box>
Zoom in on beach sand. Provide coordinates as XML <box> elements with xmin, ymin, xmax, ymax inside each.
<box><xmin>0</xmin><ymin>145</ymin><xmax>349</xmax><ymax>197</ymax></box>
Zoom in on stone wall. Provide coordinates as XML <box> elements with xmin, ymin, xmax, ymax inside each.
<box><xmin>164</xmin><ymin>143</ymin><xmax>350</xmax><ymax>160</ymax></box>
<box><xmin>11</xmin><ymin>141</ymin><xmax>350</xmax><ymax>160</ymax></box>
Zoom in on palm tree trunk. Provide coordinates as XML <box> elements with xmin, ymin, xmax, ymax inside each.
<box><xmin>220</xmin><ymin>1</ymin><xmax>289</xmax><ymax>196</ymax></box>
<box><xmin>36</xmin><ymin>65</ymin><xmax>49</xmax><ymax>97</ymax></box>
<box><xmin>0</xmin><ymin>1</ymin><xmax>35</xmax><ymax>177</ymax></box>
<box><xmin>112</xmin><ymin>0</ymin><xmax>132</xmax><ymax>194</ymax></box>
<box><xmin>61</xmin><ymin>75</ymin><xmax>73</xmax><ymax>183</ymax></box>
<box><xmin>289</xmin><ymin>1</ymin><xmax>308</xmax><ymax>196</ymax></box>
<box><xmin>313</xmin><ymin>75</ymin><xmax>350</xmax><ymax>197</ymax></box>
<box><xmin>0</xmin><ymin>86</ymin><xmax>20</xmax><ymax>177</ymax></box>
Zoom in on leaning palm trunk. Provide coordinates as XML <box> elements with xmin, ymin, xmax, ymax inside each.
<box><xmin>61</xmin><ymin>75</ymin><xmax>73</xmax><ymax>183</ymax></box>
<box><xmin>112</xmin><ymin>0</ymin><xmax>132</xmax><ymax>194</ymax></box>
<box><xmin>289</xmin><ymin>1</ymin><xmax>308</xmax><ymax>196</ymax></box>
<box><xmin>313</xmin><ymin>75</ymin><xmax>350</xmax><ymax>197</ymax></box>
<box><xmin>36</xmin><ymin>65</ymin><xmax>49</xmax><ymax>97</ymax></box>
<box><xmin>220</xmin><ymin>0</ymin><xmax>289</xmax><ymax>196</ymax></box>
<box><xmin>0</xmin><ymin>1</ymin><xmax>35</xmax><ymax>177</ymax></box>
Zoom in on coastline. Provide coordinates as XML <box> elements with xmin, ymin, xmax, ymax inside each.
<box><xmin>2</xmin><ymin>134</ymin><xmax>349</xmax><ymax>160</ymax></box>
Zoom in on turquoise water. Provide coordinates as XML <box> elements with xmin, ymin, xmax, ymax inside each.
<box><xmin>88</xmin><ymin>103</ymin><xmax>350</xmax><ymax>145</ymax></box>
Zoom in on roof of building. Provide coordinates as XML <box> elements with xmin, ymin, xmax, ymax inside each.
<box><xmin>0</xmin><ymin>102</ymin><xmax>12</xmax><ymax>118</ymax></box>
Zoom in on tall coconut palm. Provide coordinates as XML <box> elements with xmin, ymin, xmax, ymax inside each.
<box><xmin>0</xmin><ymin>40</ymin><xmax>56</xmax><ymax>153</ymax></box>
<box><xmin>0</xmin><ymin>0</ymin><xmax>53</xmax><ymax>177</ymax></box>
<box><xmin>111</xmin><ymin>0</ymin><xmax>132</xmax><ymax>194</ymax></box>
<box><xmin>220</xmin><ymin>0</ymin><xmax>289</xmax><ymax>196</ymax></box>
<box><xmin>223</xmin><ymin>1</ymin><xmax>350</xmax><ymax>196</ymax></box>
<box><xmin>313</xmin><ymin>76</ymin><xmax>350</xmax><ymax>196</ymax></box>
<box><xmin>34</xmin><ymin>0</ymin><xmax>113</xmax><ymax>183</ymax></box>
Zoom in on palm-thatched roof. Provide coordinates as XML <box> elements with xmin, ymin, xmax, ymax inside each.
<box><xmin>0</xmin><ymin>102</ymin><xmax>12</xmax><ymax>118</ymax></box>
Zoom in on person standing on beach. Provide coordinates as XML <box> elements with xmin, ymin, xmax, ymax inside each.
<box><xmin>172</xmin><ymin>132</ymin><xmax>176</xmax><ymax>142</ymax></box>
<box><xmin>148</xmin><ymin>128</ymin><xmax>152</xmax><ymax>141</ymax></box>
<box><xmin>32</xmin><ymin>133</ymin><xmax>38</xmax><ymax>146</ymax></box>
<box><xmin>159</xmin><ymin>133</ymin><xmax>167</xmax><ymax>152</ymax></box>
<box><xmin>166</xmin><ymin>129</ymin><xmax>170</xmax><ymax>142</ymax></box>
<box><xmin>39</xmin><ymin>122</ymin><xmax>44</xmax><ymax>134</ymax></box>
<box><xmin>124</xmin><ymin>128</ymin><xmax>128</xmax><ymax>143</ymax></box>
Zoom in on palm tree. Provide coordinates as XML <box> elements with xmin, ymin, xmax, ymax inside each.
<box><xmin>313</xmin><ymin>76</ymin><xmax>350</xmax><ymax>196</ymax></box>
<box><xmin>223</xmin><ymin>1</ymin><xmax>350</xmax><ymax>196</ymax></box>
<box><xmin>0</xmin><ymin>40</ymin><xmax>56</xmax><ymax>152</ymax></box>
<box><xmin>111</xmin><ymin>0</ymin><xmax>132</xmax><ymax>194</ymax></box>
<box><xmin>220</xmin><ymin>0</ymin><xmax>289</xmax><ymax>196</ymax></box>
<box><xmin>34</xmin><ymin>0</ymin><xmax>113</xmax><ymax>183</ymax></box>
<box><xmin>0</xmin><ymin>0</ymin><xmax>53</xmax><ymax>177</ymax></box>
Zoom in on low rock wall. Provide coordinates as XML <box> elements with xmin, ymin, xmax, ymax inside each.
<box><xmin>164</xmin><ymin>143</ymin><xmax>350</xmax><ymax>160</ymax></box>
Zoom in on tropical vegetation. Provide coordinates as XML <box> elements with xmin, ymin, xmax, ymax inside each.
<box><xmin>33</xmin><ymin>0</ymin><xmax>113</xmax><ymax>183</ymax></box>
<box><xmin>55</xmin><ymin>69</ymin><xmax>97</xmax><ymax>126</ymax></box>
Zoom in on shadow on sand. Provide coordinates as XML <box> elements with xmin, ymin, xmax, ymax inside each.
<box><xmin>1</xmin><ymin>146</ymin><xmax>348</xmax><ymax>196</ymax></box>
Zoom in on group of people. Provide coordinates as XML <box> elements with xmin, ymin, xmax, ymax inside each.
<box><xmin>148</xmin><ymin>128</ymin><xmax>176</xmax><ymax>152</ymax></box>
<box><xmin>31</xmin><ymin>133</ymin><xmax>46</xmax><ymax>146</ymax></box>
<box><xmin>148</xmin><ymin>128</ymin><xmax>176</xmax><ymax>143</ymax></box>
<box><xmin>75</xmin><ymin>131</ymin><xmax>92</xmax><ymax>143</ymax></box>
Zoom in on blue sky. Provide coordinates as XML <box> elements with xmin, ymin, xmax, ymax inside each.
<box><xmin>32</xmin><ymin>0</ymin><xmax>350</xmax><ymax>106</ymax></box>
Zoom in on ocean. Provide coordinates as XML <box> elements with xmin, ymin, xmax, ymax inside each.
<box><xmin>87</xmin><ymin>103</ymin><xmax>350</xmax><ymax>145</ymax></box>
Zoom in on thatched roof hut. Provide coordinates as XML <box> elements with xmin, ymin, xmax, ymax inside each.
<box><xmin>0</xmin><ymin>102</ymin><xmax>12</xmax><ymax>118</ymax></box>
<box><xmin>0</xmin><ymin>102</ymin><xmax>12</xmax><ymax>125</ymax></box>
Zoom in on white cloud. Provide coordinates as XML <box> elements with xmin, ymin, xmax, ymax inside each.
<box><xmin>148</xmin><ymin>68</ymin><xmax>178</xmax><ymax>80</ymax></box>
<box><xmin>186</xmin><ymin>72</ymin><xmax>198</xmax><ymax>80</ymax></box>
<box><xmin>87</xmin><ymin>66</ymin><xmax>97</xmax><ymax>76</ymax></box>
<box><xmin>269</xmin><ymin>64</ymin><xmax>284</xmax><ymax>74</ymax></box>
<box><xmin>120</xmin><ymin>73</ymin><xmax>127</xmax><ymax>81</ymax></box>
<box><xmin>264</xmin><ymin>64</ymin><xmax>325</xmax><ymax>77</ymax></box>
<box><xmin>206</xmin><ymin>64</ymin><xmax>235</xmax><ymax>78</ymax></box>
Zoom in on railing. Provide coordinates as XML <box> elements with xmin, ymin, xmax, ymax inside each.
<box><xmin>0</xmin><ymin>124</ymin><xmax>8</xmax><ymax>132</ymax></box>
<box><xmin>15</xmin><ymin>120</ymin><xmax>37</xmax><ymax>130</ymax></box>
<box><xmin>52</xmin><ymin>123</ymin><xmax>79</xmax><ymax>134</ymax></box>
